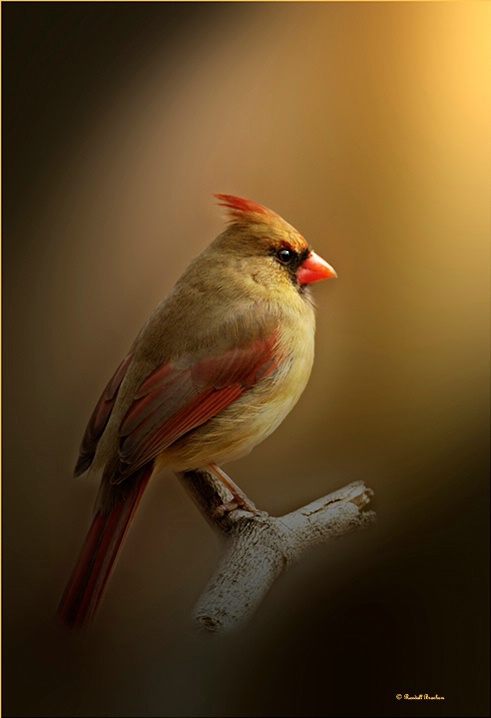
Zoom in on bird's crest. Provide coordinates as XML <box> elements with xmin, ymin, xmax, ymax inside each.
<box><xmin>215</xmin><ymin>194</ymin><xmax>286</xmax><ymax>229</ymax></box>
<box><xmin>214</xmin><ymin>194</ymin><xmax>308</xmax><ymax>252</ymax></box>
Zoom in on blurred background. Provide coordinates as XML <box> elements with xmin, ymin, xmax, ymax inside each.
<box><xmin>2</xmin><ymin>2</ymin><xmax>489</xmax><ymax>716</ymax></box>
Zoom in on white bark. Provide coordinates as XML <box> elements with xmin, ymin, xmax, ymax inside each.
<box><xmin>177</xmin><ymin>470</ymin><xmax>376</xmax><ymax>633</ymax></box>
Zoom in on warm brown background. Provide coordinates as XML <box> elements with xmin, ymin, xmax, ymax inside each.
<box><xmin>3</xmin><ymin>2</ymin><xmax>490</xmax><ymax>717</ymax></box>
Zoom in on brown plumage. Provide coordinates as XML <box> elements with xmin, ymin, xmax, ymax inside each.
<box><xmin>58</xmin><ymin>194</ymin><xmax>337</xmax><ymax>627</ymax></box>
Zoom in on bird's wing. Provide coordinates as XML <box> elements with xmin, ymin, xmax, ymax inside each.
<box><xmin>74</xmin><ymin>354</ymin><xmax>134</xmax><ymax>477</ymax></box>
<box><xmin>114</xmin><ymin>332</ymin><xmax>282</xmax><ymax>482</ymax></box>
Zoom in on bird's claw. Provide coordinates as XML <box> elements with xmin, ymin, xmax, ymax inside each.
<box><xmin>213</xmin><ymin>497</ymin><xmax>257</xmax><ymax>518</ymax></box>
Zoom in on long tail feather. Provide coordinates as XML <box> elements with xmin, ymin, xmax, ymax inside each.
<box><xmin>57</xmin><ymin>466</ymin><xmax>153</xmax><ymax>627</ymax></box>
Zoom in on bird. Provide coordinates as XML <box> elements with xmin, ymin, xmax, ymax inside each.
<box><xmin>57</xmin><ymin>194</ymin><xmax>337</xmax><ymax>627</ymax></box>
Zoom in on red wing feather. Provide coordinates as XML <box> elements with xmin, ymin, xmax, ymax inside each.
<box><xmin>115</xmin><ymin>334</ymin><xmax>280</xmax><ymax>481</ymax></box>
<box><xmin>74</xmin><ymin>354</ymin><xmax>133</xmax><ymax>476</ymax></box>
<box><xmin>121</xmin><ymin>385</ymin><xmax>244</xmax><ymax>474</ymax></box>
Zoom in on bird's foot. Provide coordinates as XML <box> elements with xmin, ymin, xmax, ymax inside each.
<box><xmin>207</xmin><ymin>463</ymin><xmax>258</xmax><ymax>518</ymax></box>
<box><xmin>213</xmin><ymin>496</ymin><xmax>258</xmax><ymax>518</ymax></box>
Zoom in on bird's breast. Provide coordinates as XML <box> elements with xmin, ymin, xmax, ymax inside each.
<box><xmin>160</xmin><ymin>300</ymin><xmax>316</xmax><ymax>472</ymax></box>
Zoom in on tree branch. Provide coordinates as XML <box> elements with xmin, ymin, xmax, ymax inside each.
<box><xmin>177</xmin><ymin>469</ymin><xmax>376</xmax><ymax>633</ymax></box>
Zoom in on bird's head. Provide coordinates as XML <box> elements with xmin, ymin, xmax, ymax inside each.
<box><xmin>213</xmin><ymin>194</ymin><xmax>337</xmax><ymax>292</ymax></box>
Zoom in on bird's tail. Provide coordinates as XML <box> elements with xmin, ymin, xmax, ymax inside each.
<box><xmin>57</xmin><ymin>466</ymin><xmax>153</xmax><ymax>628</ymax></box>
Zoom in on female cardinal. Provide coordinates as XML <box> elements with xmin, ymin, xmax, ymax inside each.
<box><xmin>58</xmin><ymin>194</ymin><xmax>337</xmax><ymax>627</ymax></box>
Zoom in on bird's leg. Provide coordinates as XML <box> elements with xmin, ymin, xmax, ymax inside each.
<box><xmin>207</xmin><ymin>463</ymin><xmax>258</xmax><ymax>516</ymax></box>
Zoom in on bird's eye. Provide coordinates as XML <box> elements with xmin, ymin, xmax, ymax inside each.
<box><xmin>276</xmin><ymin>247</ymin><xmax>295</xmax><ymax>265</ymax></box>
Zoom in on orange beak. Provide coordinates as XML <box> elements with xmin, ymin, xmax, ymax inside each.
<box><xmin>296</xmin><ymin>251</ymin><xmax>337</xmax><ymax>286</ymax></box>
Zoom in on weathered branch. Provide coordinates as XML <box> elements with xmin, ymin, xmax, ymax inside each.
<box><xmin>177</xmin><ymin>469</ymin><xmax>376</xmax><ymax>633</ymax></box>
